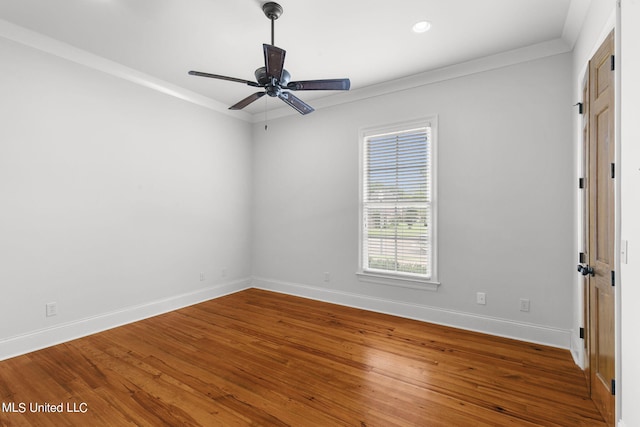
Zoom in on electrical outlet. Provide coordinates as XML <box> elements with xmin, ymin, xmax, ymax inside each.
<box><xmin>520</xmin><ymin>298</ymin><xmax>530</xmax><ymax>312</ymax></box>
<box><xmin>46</xmin><ymin>302</ymin><xmax>57</xmax><ymax>317</ymax></box>
<box><xmin>221</xmin><ymin>268</ymin><xmax>228</xmax><ymax>278</ymax></box>
<box><xmin>199</xmin><ymin>272</ymin><xmax>205</xmax><ymax>281</ymax></box>
<box><xmin>324</xmin><ymin>272</ymin><xmax>331</xmax><ymax>282</ymax></box>
<box><xmin>476</xmin><ymin>292</ymin><xmax>486</xmax><ymax>305</ymax></box>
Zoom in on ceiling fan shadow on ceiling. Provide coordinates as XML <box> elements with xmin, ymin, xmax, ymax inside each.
<box><xmin>188</xmin><ymin>1</ymin><xmax>350</xmax><ymax>115</ymax></box>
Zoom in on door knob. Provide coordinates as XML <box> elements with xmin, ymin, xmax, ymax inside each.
<box><xmin>577</xmin><ymin>264</ymin><xmax>595</xmax><ymax>276</ymax></box>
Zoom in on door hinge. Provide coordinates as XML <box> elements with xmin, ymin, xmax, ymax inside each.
<box><xmin>611</xmin><ymin>55</ymin><xmax>615</xmax><ymax>71</ymax></box>
<box><xmin>612</xmin><ymin>379</ymin><xmax>616</xmax><ymax>396</ymax></box>
<box><xmin>611</xmin><ymin>163</ymin><xmax>615</xmax><ymax>179</ymax></box>
<box><xmin>574</xmin><ymin>102</ymin><xmax>584</xmax><ymax>114</ymax></box>
<box><xmin>611</xmin><ymin>270</ymin><xmax>615</xmax><ymax>287</ymax></box>
<box><xmin>579</xmin><ymin>252</ymin><xmax>586</xmax><ymax>263</ymax></box>
<box><xmin>578</xmin><ymin>178</ymin><xmax>585</xmax><ymax>189</ymax></box>
<box><xmin>579</xmin><ymin>327</ymin><xmax>585</xmax><ymax>339</ymax></box>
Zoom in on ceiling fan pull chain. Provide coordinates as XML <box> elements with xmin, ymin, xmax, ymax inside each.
<box><xmin>264</xmin><ymin>94</ymin><xmax>269</xmax><ymax>131</ymax></box>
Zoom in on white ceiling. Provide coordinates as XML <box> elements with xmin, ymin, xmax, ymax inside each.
<box><xmin>0</xmin><ymin>0</ymin><xmax>588</xmax><ymax>118</ymax></box>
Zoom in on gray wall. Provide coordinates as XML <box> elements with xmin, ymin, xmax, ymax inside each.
<box><xmin>0</xmin><ymin>37</ymin><xmax>253</xmax><ymax>358</ymax></box>
<box><xmin>0</xmin><ymin>27</ymin><xmax>578</xmax><ymax>358</ymax></box>
<box><xmin>252</xmin><ymin>53</ymin><xmax>574</xmax><ymax>347</ymax></box>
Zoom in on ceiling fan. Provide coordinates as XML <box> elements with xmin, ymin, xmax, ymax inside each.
<box><xmin>188</xmin><ymin>2</ymin><xmax>350</xmax><ymax>115</ymax></box>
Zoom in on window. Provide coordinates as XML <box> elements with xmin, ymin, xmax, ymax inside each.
<box><xmin>359</xmin><ymin>119</ymin><xmax>437</xmax><ymax>286</ymax></box>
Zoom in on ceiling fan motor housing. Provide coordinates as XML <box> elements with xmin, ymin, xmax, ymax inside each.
<box><xmin>255</xmin><ymin>66</ymin><xmax>291</xmax><ymax>97</ymax></box>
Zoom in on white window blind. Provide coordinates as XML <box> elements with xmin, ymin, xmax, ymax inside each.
<box><xmin>362</xmin><ymin>125</ymin><xmax>433</xmax><ymax>279</ymax></box>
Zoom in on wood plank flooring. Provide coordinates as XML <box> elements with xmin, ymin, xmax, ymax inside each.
<box><xmin>0</xmin><ymin>289</ymin><xmax>605</xmax><ymax>426</ymax></box>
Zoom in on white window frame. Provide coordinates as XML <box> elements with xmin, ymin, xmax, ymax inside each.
<box><xmin>357</xmin><ymin>117</ymin><xmax>439</xmax><ymax>290</ymax></box>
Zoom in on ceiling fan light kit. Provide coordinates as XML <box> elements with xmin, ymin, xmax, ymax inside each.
<box><xmin>188</xmin><ymin>2</ymin><xmax>350</xmax><ymax>115</ymax></box>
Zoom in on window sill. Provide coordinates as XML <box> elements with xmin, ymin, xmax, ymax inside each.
<box><xmin>356</xmin><ymin>271</ymin><xmax>440</xmax><ymax>291</ymax></box>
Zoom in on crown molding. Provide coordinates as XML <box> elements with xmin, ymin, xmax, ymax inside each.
<box><xmin>251</xmin><ymin>37</ymin><xmax>572</xmax><ymax>122</ymax></box>
<box><xmin>0</xmin><ymin>19</ymin><xmax>252</xmax><ymax>122</ymax></box>
<box><xmin>1</xmin><ymin>18</ymin><xmax>571</xmax><ymax>125</ymax></box>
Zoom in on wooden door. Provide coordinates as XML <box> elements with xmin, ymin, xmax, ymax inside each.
<box><xmin>585</xmin><ymin>30</ymin><xmax>615</xmax><ymax>426</ymax></box>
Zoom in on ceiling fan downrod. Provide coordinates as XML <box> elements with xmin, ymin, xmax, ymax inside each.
<box><xmin>262</xmin><ymin>2</ymin><xmax>283</xmax><ymax>45</ymax></box>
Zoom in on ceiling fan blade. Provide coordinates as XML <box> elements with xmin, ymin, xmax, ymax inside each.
<box><xmin>263</xmin><ymin>44</ymin><xmax>286</xmax><ymax>81</ymax></box>
<box><xmin>188</xmin><ymin>70</ymin><xmax>260</xmax><ymax>87</ymax></box>
<box><xmin>278</xmin><ymin>91</ymin><xmax>314</xmax><ymax>115</ymax></box>
<box><xmin>286</xmin><ymin>78</ymin><xmax>351</xmax><ymax>91</ymax></box>
<box><xmin>229</xmin><ymin>92</ymin><xmax>266</xmax><ymax>110</ymax></box>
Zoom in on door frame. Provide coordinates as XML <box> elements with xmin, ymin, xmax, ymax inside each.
<box><xmin>577</xmin><ymin>27</ymin><xmax>621</xmax><ymax>425</ymax></box>
<box><xmin>579</xmin><ymin>69</ymin><xmax>590</xmax><ymax>393</ymax></box>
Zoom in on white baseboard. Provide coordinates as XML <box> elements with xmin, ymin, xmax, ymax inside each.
<box><xmin>0</xmin><ymin>278</ymin><xmax>251</xmax><ymax>361</ymax></box>
<box><xmin>570</xmin><ymin>330</ymin><xmax>586</xmax><ymax>368</ymax></box>
<box><xmin>252</xmin><ymin>277</ymin><xmax>573</xmax><ymax>350</ymax></box>
<box><xmin>1</xmin><ymin>276</ymin><xmax>574</xmax><ymax>361</ymax></box>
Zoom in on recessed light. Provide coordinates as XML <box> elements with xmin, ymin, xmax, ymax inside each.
<box><xmin>412</xmin><ymin>21</ymin><xmax>431</xmax><ymax>33</ymax></box>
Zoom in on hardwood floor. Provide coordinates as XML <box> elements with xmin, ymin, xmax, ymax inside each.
<box><xmin>0</xmin><ymin>289</ymin><xmax>605</xmax><ymax>426</ymax></box>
